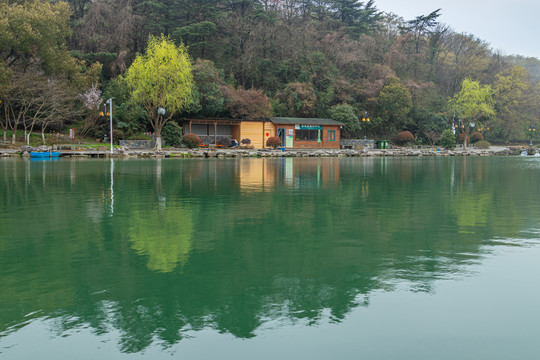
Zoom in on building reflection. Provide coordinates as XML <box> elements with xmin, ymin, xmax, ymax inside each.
<box><xmin>238</xmin><ymin>159</ymin><xmax>276</xmax><ymax>192</ymax></box>
<box><xmin>237</xmin><ymin>158</ymin><xmax>342</xmax><ymax>192</ymax></box>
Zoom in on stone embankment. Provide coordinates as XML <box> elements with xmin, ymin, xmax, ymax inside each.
<box><xmin>120</xmin><ymin>146</ymin><xmax>514</xmax><ymax>158</ymax></box>
<box><xmin>0</xmin><ymin>145</ymin><xmax>530</xmax><ymax>158</ymax></box>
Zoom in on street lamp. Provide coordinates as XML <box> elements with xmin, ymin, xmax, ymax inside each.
<box><xmin>529</xmin><ymin>124</ymin><xmax>535</xmax><ymax>146</ymax></box>
<box><xmin>454</xmin><ymin>117</ymin><xmax>461</xmax><ymax>136</ymax></box>
<box><xmin>478</xmin><ymin>125</ymin><xmax>490</xmax><ymax>140</ymax></box>
<box><xmin>361</xmin><ymin>112</ymin><xmax>370</xmax><ymax>140</ymax></box>
<box><xmin>105</xmin><ymin>99</ymin><xmax>113</xmax><ymax>154</ymax></box>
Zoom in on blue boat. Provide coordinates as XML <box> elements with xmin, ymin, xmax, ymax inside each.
<box><xmin>30</xmin><ymin>151</ymin><xmax>61</xmax><ymax>158</ymax></box>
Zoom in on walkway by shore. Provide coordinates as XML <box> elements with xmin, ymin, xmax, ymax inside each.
<box><xmin>0</xmin><ymin>145</ymin><xmax>525</xmax><ymax>159</ymax></box>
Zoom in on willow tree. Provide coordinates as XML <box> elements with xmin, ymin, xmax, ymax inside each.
<box><xmin>449</xmin><ymin>78</ymin><xmax>495</xmax><ymax>148</ymax></box>
<box><xmin>125</xmin><ymin>35</ymin><xmax>193</xmax><ymax>149</ymax></box>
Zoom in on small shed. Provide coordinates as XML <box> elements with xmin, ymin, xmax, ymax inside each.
<box><xmin>271</xmin><ymin>117</ymin><xmax>344</xmax><ymax>149</ymax></box>
<box><xmin>182</xmin><ymin>118</ymin><xmax>275</xmax><ymax>148</ymax></box>
<box><xmin>181</xmin><ymin>117</ymin><xmax>343</xmax><ymax>149</ymax></box>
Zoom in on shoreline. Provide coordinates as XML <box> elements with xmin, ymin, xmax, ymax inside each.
<box><xmin>0</xmin><ymin>145</ymin><xmax>527</xmax><ymax>158</ymax></box>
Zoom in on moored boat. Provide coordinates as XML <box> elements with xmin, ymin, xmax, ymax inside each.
<box><xmin>30</xmin><ymin>151</ymin><xmax>61</xmax><ymax>158</ymax></box>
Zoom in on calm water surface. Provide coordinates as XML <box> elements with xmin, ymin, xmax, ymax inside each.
<box><xmin>1</xmin><ymin>157</ymin><xmax>540</xmax><ymax>359</ymax></box>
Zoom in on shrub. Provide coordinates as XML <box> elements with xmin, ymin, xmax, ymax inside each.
<box><xmin>266</xmin><ymin>136</ymin><xmax>282</xmax><ymax>149</ymax></box>
<box><xmin>396</xmin><ymin>131</ymin><xmax>414</xmax><ymax>145</ymax></box>
<box><xmin>182</xmin><ymin>133</ymin><xmax>201</xmax><ymax>149</ymax></box>
<box><xmin>470</xmin><ymin>132</ymin><xmax>484</xmax><ymax>143</ymax></box>
<box><xmin>162</xmin><ymin>121</ymin><xmax>183</xmax><ymax>147</ymax></box>
<box><xmin>440</xmin><ymin>129</ymin><xmax>455</xmax><ymax>149</ymax></box>
<box><xmin>241</xmin><ymin>138</ymin><xmax>251</xmax><ymax>145</ymax></box>
<box><xmin>475</xmin><ymin>140</ymin><xmax>491</xmax><ymax>149</ymax></box>
<box><xmin>127</xmin><ymin>133</ymin><xmax>153</xmax><ymax>141</ymax></box>
<box><xmin>457</xmin><ymin>133</ymin><xmax>470</xmax><ymax>144</ymax></box>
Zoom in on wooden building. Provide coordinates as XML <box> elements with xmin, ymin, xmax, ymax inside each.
<box><xmin>270</xmin><ymin>117</ymin><xmax>343</xmax><ymax>149</ymax></box>
<box><xmin>181</xmin><ymin>117</ymin><xmax>343</xmax><ymax>149</ymax></box>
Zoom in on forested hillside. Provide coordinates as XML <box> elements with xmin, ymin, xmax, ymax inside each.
<box><xmin>3</xmin><ymin>0</ymin><xmax>540</xmax><ymax>144</ymax></box>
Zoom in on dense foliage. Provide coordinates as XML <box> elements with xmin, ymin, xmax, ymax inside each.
<box><xmin>439</xmin><ymin>129</ymin><xmax>455</xmax><ymax>149</ymax></box>
<box><xmin>3</xmin><ymin>0</ymin><xmax>540</xmax><ymax>144</ymax></box>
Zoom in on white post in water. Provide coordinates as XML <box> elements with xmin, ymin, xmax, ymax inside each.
<box><xmin>106</xmin><ymin>99</ymin><xmax>113</xmax><ymax>154</ymax></box>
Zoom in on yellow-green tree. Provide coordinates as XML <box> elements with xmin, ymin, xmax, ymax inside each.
<box><xmin>125</xmin><ymin>35</ymin><xmax>194</xmax><ymax>150</ymax></box>
<box><xmin>449</xmin><ymin>78</ymin><xmax>495</xmax><ymax>148</ymax></box>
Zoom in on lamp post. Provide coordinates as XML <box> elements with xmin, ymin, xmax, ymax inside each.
<box><xmin>361</xmin><ymin>112</ymin><xmax>370</xmax><ymax>140</ymax></box>
<box><xmin>454</xmin><ymin>117</ymin><xmax>461</xmax><ymax>137</ymax></box>
<box><xmin>478</xmin><ymin>125</ymin><xmax>490</xmax><ymax>141</ymax></box>
<box><xmin>105</xmin><ymin>99</ymin><xmax>113</xmax><ymax>154</ymax></box>
<box><xmin>529</xmin><ymin>124</ymin><xmax>535</xmax><ymax>146</ymax></box>
<box><xmin>157</xmin><ymin>107</ymin><xmax>166</xmax><ymax>149</ymax></box>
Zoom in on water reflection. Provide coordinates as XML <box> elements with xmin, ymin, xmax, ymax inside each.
<box><xmin>238</xmin><ymin>159</ymin><xmax>275</xmax><ymax>192</ymax></box>
<box><xmin>110</xmin><ymin>159</ymin><xmax>115</xmax><ymax>214</ymax></box>
<box><xmin>237</xmin><ymin>158</ymin><xmax>342</xmax><ymax>192</ymax></box>
<box><xmin>1</xmin><ymin>157</ymin><xmax>540</xmax><ymax>353</ymax></box>
<box><xmin>129</xmin><ymin>201</ymin><xmax>193</xmax><ymax>273</ymax></box>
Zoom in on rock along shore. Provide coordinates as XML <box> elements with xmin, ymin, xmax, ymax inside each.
<box><xmin>0</xmin><ymin>145</ymin><xmax>531</xmax><ymax>159</ymax></box>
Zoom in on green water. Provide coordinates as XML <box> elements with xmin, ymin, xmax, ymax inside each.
<box><xmin>1</xmin><ymin>157</ymin><xmax>540</xmax><ymax>359</ymax></box>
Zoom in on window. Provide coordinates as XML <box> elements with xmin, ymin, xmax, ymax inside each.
<box><xmin>327</xmin><ymin>130</ymin><xmax>336</xmax><ymax>141</ymax></box>
<box><xmin>295</xmin><ymin>129</ymin><xmax>319</xmax><ymax>141</ymax></box>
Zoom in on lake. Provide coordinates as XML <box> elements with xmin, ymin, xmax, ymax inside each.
<box><xmin>1</xmin><ymin>157</ymin><xmax>540</xmax><ymax>359</ymax></box>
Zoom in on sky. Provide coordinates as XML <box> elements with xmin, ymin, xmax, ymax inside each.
<box><xmin>374</xmin><ymin>0</ymin><xmax>540</xmax><ymax>59</ymax></box>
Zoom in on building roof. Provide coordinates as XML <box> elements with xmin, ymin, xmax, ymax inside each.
<box><xmin>271</xmin><ymin>117</ymin><xmax>345</xmax><ymax>126</ymax></box>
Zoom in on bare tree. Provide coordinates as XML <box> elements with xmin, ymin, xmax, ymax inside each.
<box><xmin>4</xmin><ymin>69</ymin><xmax>83</xmax><ymax>145</ymax></box>
<box><xmin>3</xmin><ymin>71</ymin><xmax>39</xmax><ymax>144</ymax></box>
<box><xmin>32</xmin><ymin>78</ymin><xmax>78</xmax><ymax>144</ymax></box>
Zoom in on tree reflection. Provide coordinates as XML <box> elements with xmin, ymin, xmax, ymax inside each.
<box><xmin>129</xmin><ymin>203</ymin><xmax>193</xmax><ymax>273</ymax></box>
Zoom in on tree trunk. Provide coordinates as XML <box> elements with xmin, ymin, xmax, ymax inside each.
<box><xmin>12</xmin><ymin>132</ymin><xmax>16</xmax><ymax>144</ymax></box>
<box><xmin>155</xmin><ymin>136</ymin><xmax>162</xmax><ymax>150</ymax></box>
<box><xmin>41</xmin><ymin>131</ymin><xmax>46</xmax><ymax>145</ymax></box>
